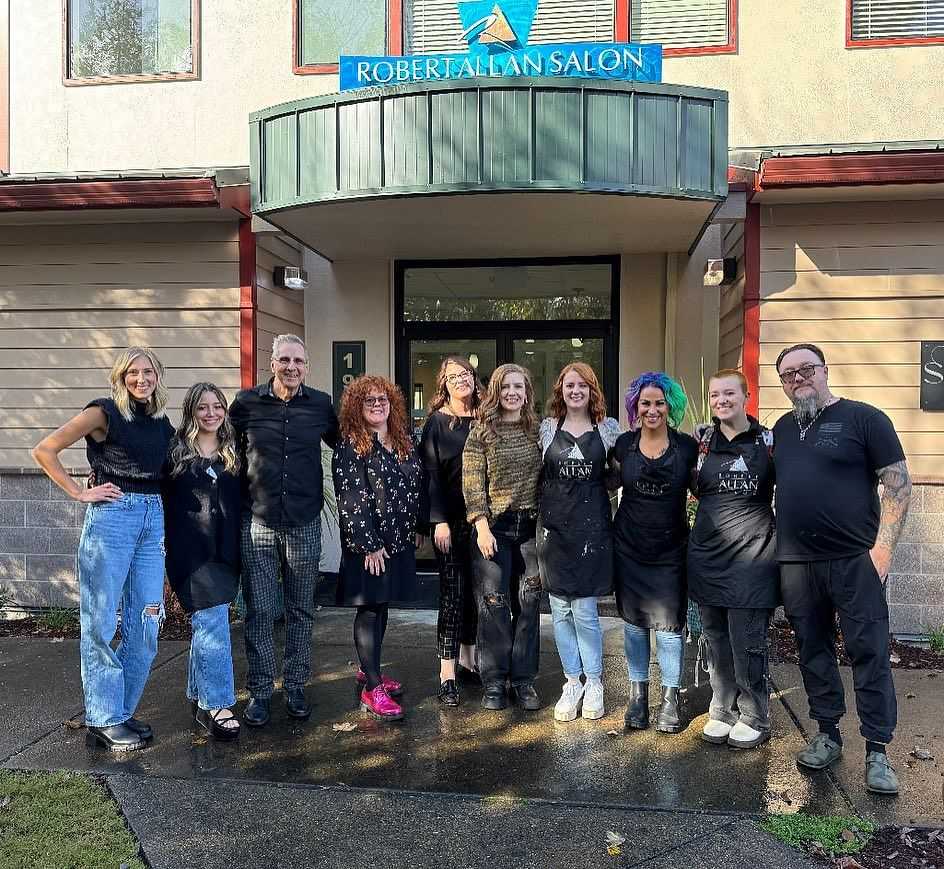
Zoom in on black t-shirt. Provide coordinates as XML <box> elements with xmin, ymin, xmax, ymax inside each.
<box><xmin>773</xmin><ymin>398</ymin><xmax>905</xmax><ymax>562</ymax></box>
<box><xmin>419</xmin><ymin>411</ymin><xmax>472</xmax><ymax>527</ymax></box>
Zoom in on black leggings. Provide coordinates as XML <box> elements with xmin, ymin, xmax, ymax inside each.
<box><xmin>354</xmin><ymin>603</ymin><xmax>389</xmax><ymax>690</ymax></box>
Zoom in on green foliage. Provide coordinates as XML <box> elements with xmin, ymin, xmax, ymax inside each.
<box><xmin>0</xmin><ymin>770</ymin><xmax>146</xmax><ymax>869</ymax></box>
<box><xmin>760</xmin><ymin>813</ymin><xmax>874</xmax><ymax>857</ymax></box>
<box><xmin>36</xmin><ymin>607</ymin><xmax>80</xmax><ymax>632</ymax></box>
<box><xmin>924</xmin><ymin>623</ymin><xmax>944</xmax><ymax>654</ymax></box>
<box><xmin>679</xmin><ymin>356</ymin><xmax>711</xmax><ymax>433</ymax></box>
<box><xmin>0</xmin><ymin>584</ymin><xmax>11</xmax><ymax>612</ymax></box>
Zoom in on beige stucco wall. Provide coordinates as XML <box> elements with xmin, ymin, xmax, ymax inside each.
<box><xmin>9</xmin><ymin>0</ymin><xmax>944</xmax><ymax>175</ymax></box>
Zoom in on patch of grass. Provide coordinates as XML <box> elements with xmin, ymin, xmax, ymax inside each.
<box><xmin>924</xmin><ymin>623</ymin><xmax>944</xmax><ymax>654</ymax></box>
<box><xmin>0</xmin><ymin>770</ymin><xmax>145</xmax><ymax>869</ymax></box>
<box><xmin>761</xmin><ymin>813</ymin><xmax>875</xmax><ymax>857</ymax></box>
<box><xmin>36</xmin><ymin>606</ymin><xmax>80</xmax><ymax>632</ymax></box>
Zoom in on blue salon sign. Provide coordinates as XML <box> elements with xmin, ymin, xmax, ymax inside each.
<box><xmin>339</xmin><ymin>0</ymin><xmax>662</xmax><ymax>91</ymax></box>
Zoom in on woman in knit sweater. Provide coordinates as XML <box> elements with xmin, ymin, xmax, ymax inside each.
<box><xmin>462</xmin><ymin>364</ymin><xmax>543</xmax><ymax>711</ymax></box>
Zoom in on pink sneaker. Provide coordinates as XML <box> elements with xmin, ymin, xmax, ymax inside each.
<box><xmin>355</xmin><ymin>670</ymin><xmax>403</xmax><ymax>697</ymax></box>
<box><xmin>360</xmin><ymin>685</ymin><xmax>404</xmax><ymax>721</ymax></box>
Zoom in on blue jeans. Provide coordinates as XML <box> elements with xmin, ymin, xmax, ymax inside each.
<box><xmin>78</xmin><ymin>494</ymin><xmax>165</xmax><ymax>728</ymax></box>
<box><xmin>549</xmin><ymin>594</ymin><xmax>603</xmax><ymax>679</ymax></box>
<box><xmin>188</xmin><ymin>604</ymin><xmax>236</xmax><ymax>710</ymax></box>
<box><xmin>624</xmin><ymin>623</ymin><xmax>684</xmax><ymax>688</ymax></box>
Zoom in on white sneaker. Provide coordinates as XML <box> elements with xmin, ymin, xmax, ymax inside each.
<box><xmin>554</xmin><ymin>680</ymin><xmax>585</xmax><ymax>722</ymax></box>
<box><xmin>728</xmin><ymin>720</ymin><xmax>770</xmax><ymax>749</ymax></box>
<box><xmin>701</xmin><ymin>719</ymin><xmax>732</xmax><ymax>744</ymax></box>
<box><xmin>581</xmin><ymin>680</ymin><xmax>605</xmax><ymax>720</ymax></box>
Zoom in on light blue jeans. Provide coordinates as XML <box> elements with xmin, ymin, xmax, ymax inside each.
<box><xmin>548</xmin><ymin>594</ymin><xmax>604</xmax><ymax>679</ymax></box>
<box><xmin>624</xmin><ymin>623</ymin><xmax>684</xmax><ymax>688</ymax></box>
<box><xmin>78</xmin><ymin>494</ymin><xmax>165</xmax><ymax>728</ymax></box>
<box><xmin>187</xmin><ymin>604</ymin><xmax>236</xmax><ymax>710</ymax></box>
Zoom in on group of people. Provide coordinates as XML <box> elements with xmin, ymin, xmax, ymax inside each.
<box><xmin>31</xmin><ymin>334</ymin><xmax>912</xmax><ymax>798</ymax></box>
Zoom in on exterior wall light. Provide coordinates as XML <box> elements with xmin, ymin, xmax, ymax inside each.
<box><xmin>274</xmin><ymin>266</ymin><xmax>309</xmax><ymax>290</ymax></box>
<box><xmin>703</xmin><ymin>258</ymin><xmax>737</xmax><ymax>287</ymax></box>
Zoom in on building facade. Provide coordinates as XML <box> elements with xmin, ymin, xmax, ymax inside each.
<box><xmin>0</xmin><ymin>0</ymin><xmax>941</xmax><ymax>634</ymax></box>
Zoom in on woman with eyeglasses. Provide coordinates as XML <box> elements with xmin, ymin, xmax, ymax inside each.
<box><xmin>538</xmin><ymin>363</ymin><xmax>621</xmax><ymax>722</ymax></box>
<box><xmin>333</xmin><ymin>375</ymin><xmax>425</xmax><ymax>721</ymax></box>
<box><xmin>462</xmin><ymin>364</ymin><xmax>543</xmax><ymax>711</ymax></box>
<box><xmin>610</xmin><ymin>372</ymin><xmax>698</xmax><ymax>735</ymax></box>
<box><xmin>419</xmin><ymin>356</ymin><xmax>483</xmax><ymax>707</ymax></box>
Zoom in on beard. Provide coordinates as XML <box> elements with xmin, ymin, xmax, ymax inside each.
<box><xmin>792</xmin><ymin>393</ymin><xmax>821</xmax><ymax>425</ymax></box>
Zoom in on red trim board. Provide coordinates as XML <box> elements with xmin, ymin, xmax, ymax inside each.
<box><xmin>742</xmin><ymin>202</ymin><xmax>761</xmax><ymax>418</ymax></box>
<box><xmin>759</xmin><ymin>151</ymin><xmax>944</xmax><ymax>188</ymax></box>
<box><xmin>0</xmin><ymin>178</ymin><xmax>220</xmax><ymax>211</ymax></box>
<box><xmin>238</xmin><ymin>218</ymin><xmax>258</xmax><ymax>390</ymax></box>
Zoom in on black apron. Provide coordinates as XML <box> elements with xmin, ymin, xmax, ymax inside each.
<box><xmin>687</xmin><ymin>422</ymin><xmax>779</xmax><ymax>609</ymax></box>
<box><xmin>613</xmin><ymin>433</ymin><xmax>691</xmax><ymax>633</ymax></box>
<box><xmin>538</xmin><ymin>426</ymin><xmax>613</xmax><ymax>599</ymax></box>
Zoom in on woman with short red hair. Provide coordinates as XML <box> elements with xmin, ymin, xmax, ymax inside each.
<box><xmin>332</xmin><ymin>375</ymin><xmax>425</xmax><ymax>721</ymax></box>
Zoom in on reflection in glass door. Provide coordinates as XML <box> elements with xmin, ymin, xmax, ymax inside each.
<box><xmin>513</xmin><ymin>337</ymin><xmax>605</xmax><ymax>416</ymax></box>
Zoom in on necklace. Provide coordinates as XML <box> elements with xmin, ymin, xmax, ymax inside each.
<box><xmin>640</xmin><ymin>438</ymin><xmax>669</xmax><ymax>459</ymax></box>
<box><xmin>797</xmin><ymin>404</ymin><xmax>829</xmax><ymax>441</ymax></box>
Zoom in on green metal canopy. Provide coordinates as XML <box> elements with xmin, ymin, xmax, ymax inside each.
<box><xmin>250</xmin><ymin>77</ymin><xmax>728</xmax><ymax>260</ymax></box>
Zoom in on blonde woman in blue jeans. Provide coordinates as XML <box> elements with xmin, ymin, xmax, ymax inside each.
<box><xmin>32</xmin><ymin>347</ymin><xmax>174</xmax><ymax>752</ymax></box>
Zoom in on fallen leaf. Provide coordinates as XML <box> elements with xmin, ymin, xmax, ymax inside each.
<box><xmin>887</xmin><ymin>851</ymin><xmax>899</xmax><ymax>859</ymax></box>
<box><xmin>911</xmin><ymin>746</ymin><xmax>934</xmax><ymax>761</ymax></box>
<box><xmin>835</xmin><ymin>857</ymin><xmax>864</xmax><ymax>869</ymax></box>
<box><xmin>607</xmin><ymin>845</ymin><xmax>622</xmax><ymax>857</ymax></box>
<box><xmin>605</xmin><ymin>831</ymin><xmax>626</xmax><ymax>846</ymax></box>
<box><xmin>906</xmin><ymin>692</ymin><xmax>917</xmax><ymax>699</ymax></box>
<box><xmin>841</xmin><ymin>829</ymin><xmax>856</xmax><ymax>842</ymax></box>
<box><xmin>606</xmin><ymin>729</ymin><xmax>620</xmax><ymax>737</ymax></box>
<box><xmin>332</xmin><ymin>722</ymin><xmax>357</xmax><ymax>733</ymax></box>
<box><xmin>63</xmin><ymin>719</ymin><xmax>83</xmax><ymax>730</ymax></box>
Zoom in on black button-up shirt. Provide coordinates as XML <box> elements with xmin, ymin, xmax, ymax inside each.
<box><xmin>229</xmin><ymin>380</ymin><xmax>339</xmax><ymax>529</ymax></box>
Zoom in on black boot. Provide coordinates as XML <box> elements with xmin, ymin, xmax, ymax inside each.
<box><xmin>624</xmin><ymin>681</ymin><xmax>649</xmax><ymax>730</ymax></box>
<box><xmin>85</xmin><ymin>724</ymin><xmax>147</xmax><ymax>752</ymax></box>
<box><xmin>654</xmin><ymin>686</ymin><xmax>683</xmax><ymax>734</ymax></box>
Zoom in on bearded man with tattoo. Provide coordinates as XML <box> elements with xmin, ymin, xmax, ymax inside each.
<box><xmin>773</xmin><ymin>343</ymin><xmax>911</xmax><ymax>796</ymax></box>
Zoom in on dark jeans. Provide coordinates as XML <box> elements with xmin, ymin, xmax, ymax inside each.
<box><xmin>699</xmin><ymin>605</ymin><xmax>772</xmax><ymax>731</ymax></box>
<box><xmin>471</xmin><ymin>512</ymin><xmax>541</xmax><ymax>687</ymax></box>
<box><xmin>781</xmin><ymin>553</ymin><xmax>897</xmax><ymax>744</ymax></box>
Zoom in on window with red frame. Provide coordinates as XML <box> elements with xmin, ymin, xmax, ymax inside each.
<box><xmin>297</xmin><ymin>0</ymin><xmax>388</xmax><ymax>71</ymax></box>
<box><xmin>849</xmin><ymin>0</ymin><xmax>944</xmax><ymax>44</ymax></box>
<box><xmin>629</xmin><ymin>0</ymin><xmax>736</xmax><ymax>55</ymax></box>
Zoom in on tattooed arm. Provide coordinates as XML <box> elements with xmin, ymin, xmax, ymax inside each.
<box><xmin>870</xmin><ymin>460</ymin><xmax>913</xmax><ymax>579</ymax></box>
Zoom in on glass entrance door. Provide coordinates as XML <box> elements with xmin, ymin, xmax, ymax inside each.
<box><xmin>408</xmin><ymin>338</ymin><xmax>497</xmax><ymax>429</ymax></box>
<box><xmin>512</xmin><ymin>336</ymin><xmax>605</xmax><ymax>416</ymax></box>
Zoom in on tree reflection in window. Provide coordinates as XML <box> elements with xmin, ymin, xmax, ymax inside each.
<box><xmin>299</xmin><ymin>0</ymin><xmax>386</xmax><ymax>67</ymax></box>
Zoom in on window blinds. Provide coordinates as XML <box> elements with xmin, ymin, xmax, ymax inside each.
<box><xmin>630</xmin><ymin>0</ymin><xmax>729</xmax><ymax>48</ymax></box>
<box><xmin>851</xmin><ymin>0</ymin><xmax>944</xmax><ymax>40</ymax></box>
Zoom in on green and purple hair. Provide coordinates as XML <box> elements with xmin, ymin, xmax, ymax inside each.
<box><xmin>624</xmin><ymin>371</ymin><xmax>688</xmax><ymax>429</ymax></box>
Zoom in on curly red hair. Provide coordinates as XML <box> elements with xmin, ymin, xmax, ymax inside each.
<box><xmin>546</xmin><ymin>362</ymin><xmax>607</xmax><ymax>423</ymax></box>
<box><xmin>338</xmin><ymin>375</ymin><xmax>413</xmax><ymax>460</ymax></box>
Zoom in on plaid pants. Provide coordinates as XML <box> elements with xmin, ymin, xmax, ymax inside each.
<box><xmin>241</xmin><ymin>514</ymin><xmax>321</xmax><ymax>699</ymax></box>
<box><xmin>436</xmin><ymin>520</ymin><xmax>478</xmax><ymax>660</ymax></box>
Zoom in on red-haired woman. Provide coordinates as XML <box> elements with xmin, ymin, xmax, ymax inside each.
<box><xmin>539</xmin><ymin>363</ymin><xmax>621</xmax><ymax>722</ymax></box>
<box><xmin>332</xmin><ymin>375</ymin><xmax>425</xmax><ymax>721</ymax></box>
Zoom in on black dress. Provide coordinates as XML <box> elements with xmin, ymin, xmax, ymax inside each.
<box><xmin>162</xmin><ymin>456</ymin><xmax>241</xmax><ymax>613</ymax></box>
<box><xmin>332</xmin><ymin>436</ymin><xmax>424</xmax><ymax>606</ymax></box>
<box><xmin>611</xmin><ymin>429</ymin><xmax>699</xmax><ymax>633</ymax></box>
<box><xmin>538</xmin><ymin>425</ymin><xmax>613</xmax><ymax>599</ymax></box>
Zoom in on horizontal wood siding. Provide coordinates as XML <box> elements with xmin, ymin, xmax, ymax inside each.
<box><xmin>0</xmin><ymin>221</ymin><xmax>241</xmax><ymax>469</ymax></box>
<box><xmin>255</xmin><ymin>235</ymin><xmax>305</xmax><ymax>385</ymax></box>
<box><xmin>758</xmin><ymin>201</ymin><xmax>944</xmax><ymax>481</ymax></box>
<box><xmin>718</xmin><ymin>221</ymin><xmax>745</xmax><ymax>369</ymax></box>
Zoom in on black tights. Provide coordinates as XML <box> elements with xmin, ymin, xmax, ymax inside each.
<box><xmin>354</xmin><ymin>603</ymin><xmax>389</xmax><ymax>690</ymax></box>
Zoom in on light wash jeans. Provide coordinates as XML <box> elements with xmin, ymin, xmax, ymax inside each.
<box><xmin>624</xmin><ymin>623</ymin><xmax>684</xmax><ymax>688</ymax></box>
<box><xmin>548</xmin><ymin>594</ymin><xmax>604</xmax><ymax>679</ymax></box>
<box><xmin>188</xmin><ymin>604</ymin><xmax>236</xmax><ymax>710</ymax></box>
<box><xmin>78</xmin><ymin>493</ymin><xmax>165</xmax><ymax>728</ymax></box>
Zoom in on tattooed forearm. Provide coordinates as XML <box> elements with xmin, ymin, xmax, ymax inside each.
<box><xmin>875</xmin><ymin>460</ymin><xmax>912</xmax><ymax>554</ymax></box>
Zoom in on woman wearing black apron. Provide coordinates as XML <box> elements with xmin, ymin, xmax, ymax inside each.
<box><xmin>610</xmin><ymin>371</ymin><xmax>698</xmax><ymax>734</ymax></box>
<box><xmin>689</xmin><ymin>369</ymin><xmax>778</xmax><ymax>750</ymax></box>
<box><xmin>538</xmin><ymin>363</ymin><xmax>621</xmax><ymax>722</ymax></box>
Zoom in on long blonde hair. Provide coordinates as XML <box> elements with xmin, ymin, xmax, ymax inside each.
<box><xmin>168</xmin><ymin>383</ymin><xmax>240</xmax><ymax>477</ymax></box>
<box><xmin>476</xmin><ymin>363</ymin><xmax>538</xmax><ymax>447</ymax></box>
<box><xmin>109</xmin><ymin>347</ymin><xmax>169</xmax><ymax>422</ymax></box>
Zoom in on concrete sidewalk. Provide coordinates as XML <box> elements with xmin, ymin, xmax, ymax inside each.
<box><xmin>1</xmin><ymin>609</ymin><xmax>940</xmax><ymax>868</ymax></box>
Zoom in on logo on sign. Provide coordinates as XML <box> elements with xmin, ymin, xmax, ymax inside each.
<box><xmin>339</xmin><ymin>0</ymin><xmax>661</xmax><ymax>91</ymax></box>
<box><xmin>921</xmin><ymin>341</ymin><xmax>944</xmax><ymax>411</ymax></box>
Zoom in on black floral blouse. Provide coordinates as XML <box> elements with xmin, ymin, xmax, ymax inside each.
<box><xmin>332</xmin><ymin>436</ymin><xmax>425</xmax><ymax>556</ymax></box>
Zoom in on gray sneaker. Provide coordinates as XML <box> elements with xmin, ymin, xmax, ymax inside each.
<box><xmin>865</xmin><ymin>751</ymin><xmax>900</xmax><ymax>795</ymax></box>
<box><xmin>796</xmin><ymin>733</ymin><xmax>843</xmax><ymax>770</ymax></box>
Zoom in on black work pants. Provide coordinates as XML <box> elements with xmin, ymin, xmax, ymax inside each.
<box><xmin>699</xmin><ymin>605</ymin><xmax>772</xmax><ymax>731</ymax></box>
<box><xmin>780</xmin><ymin>553</ymin><xmax>897</xmax><ymax>744</ymax></box>
<box><xmin>471</xmin><ymin>512</ymin><xmax>541</xmax><ymax>687</ymax></box>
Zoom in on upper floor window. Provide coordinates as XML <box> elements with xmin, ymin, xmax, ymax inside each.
<box><xmin>66</xmin><ymin>0</ymin><xmax>199</xmax><ymax>84</ymax></box>
<box><xmin>629</xmin><ymin>0</ymin><xmax>737</xmax><ymax>56</ymax></box>
<box><xmin>848</xmin><ymin>0</ymin><xmax>944</xmax><ymax>47</ymax></box>
<box><xmin>296</xmin><ymin>0</ymin><xmax>396</xmax><ymax>73</ymax></box>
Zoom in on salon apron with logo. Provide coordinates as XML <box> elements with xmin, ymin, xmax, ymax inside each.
<box><xmin>688</xmin><ymin>424</ymin><xmax>779</xmax><ymax>609</ymax></box>
<box><xmin>538</xmin><ymin>427</ymin><xmax>613</xmax><ymax>599</ymax></box>
<box><xmin>613</xmin><ymin>434</ymin><xmax>691</xmax><ymax>633</ymax></box>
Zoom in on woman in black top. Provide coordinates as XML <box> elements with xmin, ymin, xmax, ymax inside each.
<box><xmin>689</xmin><ymin>369</ymin><xmax>777</xmax><ymax>750</ymax></box>
<box><xmin>32</xmin><ymin>347</ymin><xmax>174</xmax><ymax>752</ymax></box>
<box><xmin>333</xmin><ymin>375</ymin><xmax>425</xmax><ymax>722</ymax></box>
<box><xmin>419</xmin><ymin>356</ymin><xmax>482</xmax><ymax>707</ymax></box>
<box><xmin>163</xmin><ymin>383</ymin><xmax>241</xmax><ymax>740</ymax></box>
<box><xmin>610</xmin><ymin>371</ymin><xmax>698</xmax><ymax>735</ymax></box>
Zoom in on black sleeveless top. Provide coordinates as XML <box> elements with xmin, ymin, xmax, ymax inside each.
<box><xmin>85</xmin><ymin>398</ymin><xmax>174</xmax><ymax>494</ymax></box>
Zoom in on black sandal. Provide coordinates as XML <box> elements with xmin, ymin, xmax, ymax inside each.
<box><xmin>194</xmin><ymin>706</ymin><xmax>240</xmax><ymax>740</ymax></box>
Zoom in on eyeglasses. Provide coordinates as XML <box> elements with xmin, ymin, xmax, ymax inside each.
<box><xmin>275</xmin><ymin>356</ymin><xmax>307</xmax><ymax>366</ymax></box>
<box><xmin>778</xmin><ymin>363</ymin><xmax>824</xmax><ymax>384</ymax></box>
<box><xmin>364</xmin><ymin>396</ymin><xmax>389</xmax><ymax>408</ymax></box>
<box><xmin>445</xmin><ymin>372</ymin><xmax>474</xmax><ymax>386</ymax></box>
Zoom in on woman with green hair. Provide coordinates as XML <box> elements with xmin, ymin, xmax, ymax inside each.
<box><xmin>610</xmin><ymin>371</ymin><xmax>698</xmax><ymax>735</ymax></box>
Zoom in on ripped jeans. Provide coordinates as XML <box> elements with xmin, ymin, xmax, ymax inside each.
<box><xmin>698</xmin><ymin>605</ymin><xmax>772</xmax><ymax>731</ymax></box>
<box><xmin>78</xmin><ymin>493</ymin><xmax>165</xmax><ymax>728</ymax></box>
<box><xmin>471</xmin><ymin>512</ymin><xmax>541</xmax><ymax>687</ymax></box>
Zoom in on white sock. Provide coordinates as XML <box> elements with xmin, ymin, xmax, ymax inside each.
<box><xmin>566</xmin><ymin>675</ymin><xmax>581</xmax><ymax>686</ymax></box>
